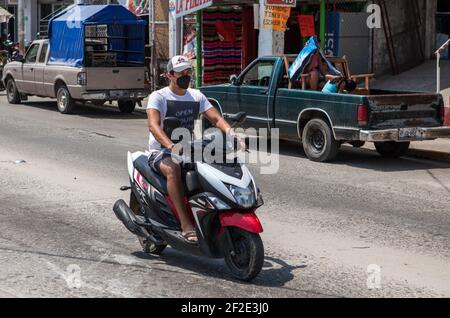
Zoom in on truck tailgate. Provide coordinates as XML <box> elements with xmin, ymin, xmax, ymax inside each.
<box><xmin>85</xmin><ymin>67</ymin><xmax>145</xmax><ymax>90</ymax></box>
<box><xmin>367</xmin><ymin>93</ymin><xmax>442</xmax><ymax>129</ymax></box>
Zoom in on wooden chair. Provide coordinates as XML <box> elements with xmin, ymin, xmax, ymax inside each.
<box><xmin>327</xmin><ymin>55</ymin><xmax>374</xmax><ymax>95</ymax></box>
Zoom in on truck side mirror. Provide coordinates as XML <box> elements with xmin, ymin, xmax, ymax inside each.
<box><xmin>229</xmin><ymin>74</ymin><xmax>238</xmax><ymax>85</ymax></box>
<box><xmin>14</xmin><ymin>54</ymin><xmax>24</xmax><ymax>63</ymax></box>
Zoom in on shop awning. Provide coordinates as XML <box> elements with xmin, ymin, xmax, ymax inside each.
<box><xmin>0</xmin><ymin>6</ymin><xmax>13</xmax><ymax>24</ymax></box>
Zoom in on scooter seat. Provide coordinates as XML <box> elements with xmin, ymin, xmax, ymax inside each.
<box><xmin>134</xmin><ymin>155</ymin><xmax>168</xmax><ymax>194</ymax></box>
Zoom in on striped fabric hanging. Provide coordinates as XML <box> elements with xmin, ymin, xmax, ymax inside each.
<box><xmin>202</xmin><ymin>6</ymin><xmax>243</xmax><ymax>85</ymax></box>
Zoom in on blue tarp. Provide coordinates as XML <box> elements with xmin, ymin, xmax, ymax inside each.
<box><xmin>288</xmin><ymin>36</ymin><xmax>341</xmax><ymax>81</ymax></box>
<box><xmin>48</xmin><ymin>4</ymin><xmax>146</xmax><ymax>67</ymax></box>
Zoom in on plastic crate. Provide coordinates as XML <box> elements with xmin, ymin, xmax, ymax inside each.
<box><xmin>86</xmin><ymin>52</ymin><xmax>117</xmax><ymax>67</ymax></box>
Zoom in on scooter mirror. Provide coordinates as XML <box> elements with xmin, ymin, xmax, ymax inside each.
<box><xmin>228</xmin><ymin>112</ymin><xmax>247</xmax><ymax>127</ymax></box>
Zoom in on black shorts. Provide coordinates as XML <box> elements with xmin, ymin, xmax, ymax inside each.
<box><xmin>148</xmin><ymin>149</ymin><xmax>173</xmax><ymax>174</ymax></box>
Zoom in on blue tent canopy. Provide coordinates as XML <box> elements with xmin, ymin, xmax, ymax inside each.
<box><xmin>48</xmin><ymin>4</ymin><xmax>146</xmax><ymax>67</ymax></box>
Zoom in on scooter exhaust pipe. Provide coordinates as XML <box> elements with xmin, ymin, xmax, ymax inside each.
<box><xmin>113</xmin><ymin>199</ymin><xmax>150</xmax><ymax>238</ymax></box>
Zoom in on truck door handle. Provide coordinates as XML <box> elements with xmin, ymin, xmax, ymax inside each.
<box><xmin>113</xmin><ymin>70</ymin><xmax>120</xmax><ymax>74</ymax></box>
<box><xmin>30</xmin><ymin>68</ymin><xmax>34</xmax><ymax>71</ymax></box>
<box><xmin>259</xmin><ymin>90</ymin><xmax>268</xmax><ymax>95</ymax></box>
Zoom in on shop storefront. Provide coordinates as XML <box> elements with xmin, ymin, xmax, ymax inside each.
<box><xmin>175</xmin><ymin>0</ymin><xmax>258</xmax><ymax>86</ymax></box>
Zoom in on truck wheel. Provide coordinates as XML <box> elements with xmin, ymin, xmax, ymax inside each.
<box><xmin>6</xmin><ymin>78</ymin><xmax>21</xmax><ymax>104</ymax></box>
<box><xmin>302</xmin><ymin>118</ymin><xmax>340</xmax><ymax>162</ymax></box>
<box><xmin>374</xmin><ymin>141</ymin><xmax>410</xmax><ymax>158</ymax></box>
<box><xmin>118</xmin><ymin>100</ymin><xmax>136</xmax><ymax>113</ymax></box>
<box><xmin>56</xmin><ymin>85</ymin><xmax>76</xmax><ymax>114</ymax></box>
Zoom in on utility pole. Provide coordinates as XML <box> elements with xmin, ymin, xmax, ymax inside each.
<box><xmin>319</xmin><ymin>0</ymin><xmax>326</xmax><ymax>48</ymax></box>
<box><xmin>149</xmin><ymin>0</ymin><xmax>156</xmax><ymax>92</ymax></box>
<box><xmin>18</xmin><ymin>0</ymin><xmax>25</xmax><ymax>54</ymax></box>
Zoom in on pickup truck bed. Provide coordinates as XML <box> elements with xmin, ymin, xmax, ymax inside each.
<box><xmin>200</xmin><ymin>55</ymin><xmax>450</xmax><ymax>162</ymax></box>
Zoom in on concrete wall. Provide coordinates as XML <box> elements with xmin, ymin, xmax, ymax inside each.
<box><xmin>24</xmin><ymin>0</ymin><xmax>38</xmax><ymax>44</ymax></box>
<box><xmin>372</xmin><ymin>0</ymin><xmax>437</xmax><ymax>76</ymax></box>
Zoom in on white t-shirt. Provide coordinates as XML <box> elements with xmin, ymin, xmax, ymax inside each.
<box><xmin>146</xmin><ymin>87</ymin><xmax>213</xmax><ymax>152</ymax></box>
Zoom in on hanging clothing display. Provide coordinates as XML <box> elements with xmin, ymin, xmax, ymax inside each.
<box><xmin>202</xmin><ymin>6</ymin><xmax>243</xmax><ymax>85</ymax></box>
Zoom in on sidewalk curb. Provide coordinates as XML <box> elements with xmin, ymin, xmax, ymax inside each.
<box><xmin>406</xmin><ymin>148</ymin><xmax>450</xmax><ymax>164</ymax></box>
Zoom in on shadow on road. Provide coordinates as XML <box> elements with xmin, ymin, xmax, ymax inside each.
<box><xmin>250</xmin><ymin>138</ymin><xmax>450</xmax><ymax>172</ymax></box>
<box><xmin>132</xmin><ymin>249</ymin><xmax>305</xmax><ymax>289</ymax></box>
<box><xmin>18</xmin><ymin>100</ymin><xmax>148</xmax><ymax>120</ymax></box>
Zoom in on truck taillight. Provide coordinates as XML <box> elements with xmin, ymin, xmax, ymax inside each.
<box><xmin>439</xmin><ymin>98</ymin><xmax>445</xmax><ymax>123</ymax></box>
<box><xmin>357</xmin><ymin>104</ymin><xmax>368</xmax><ymax>127</ymax></box>
<box><xmin>77</xmin><ymin>72</ymin><xmax>87</xmax><ymax>86</ymax></box>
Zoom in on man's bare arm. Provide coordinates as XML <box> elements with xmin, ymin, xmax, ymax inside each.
<box><xmin>147</xmin><ymin>109</ymin><xmax>175</xmax><ymax>149</ymax></box>
<box><xmin>202</xmin><ymin>107</ymin><xmax>232</xmax><ymax>134</ymax></box>
<box><xmin>203</xmin><ymin>107</ymin><xmax>247</xmax><ymax>151</ymax></box>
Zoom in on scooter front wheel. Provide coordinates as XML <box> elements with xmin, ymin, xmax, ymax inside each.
<box><xmin>223</xmin><ymin>227</ymin><xmax>264</xmax><ymax>281</ymax></box>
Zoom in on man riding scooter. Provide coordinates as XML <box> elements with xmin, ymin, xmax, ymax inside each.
<box><xmin>146</xmin><ymin>55</ymin><xmax>245</xmax><ymax>244</ymax></box>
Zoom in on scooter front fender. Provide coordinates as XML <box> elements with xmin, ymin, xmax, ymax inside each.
<box><xmin>219</xmin><ymin>211</ymin><xmax>263</xmax><ymax>234</ymax></box>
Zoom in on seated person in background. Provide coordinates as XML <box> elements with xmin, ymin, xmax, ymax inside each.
<box><xmin>322</xmin><ymin>75</ymin><xmax>357</xmax><ymax>94</ymax></box>
<box><xmin>302</xmin><ymin>51</ymin><xmax>329</xmax><ymax>90</ymax></box>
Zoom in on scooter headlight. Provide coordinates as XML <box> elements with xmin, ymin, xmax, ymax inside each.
<box><xmin>228</xmin><ymin>184</ymin><xmax>256</xmax><ymax>208</ymax></box>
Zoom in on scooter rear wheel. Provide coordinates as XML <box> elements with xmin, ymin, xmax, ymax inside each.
<box><xmin>223</xmin><ymin>227</ymin><xmax>264</xmax><ymax>281</ymax></box>
<box><xmin>130</xmin><ymin>192</ymin><xmax>167</xmax><ymax>255</ymax></box>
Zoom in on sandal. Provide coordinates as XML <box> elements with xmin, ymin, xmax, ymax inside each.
<box><xmin>181</xmin><ymin>230</ymin><xmax>198</xmax><ymax>244</ymax></box>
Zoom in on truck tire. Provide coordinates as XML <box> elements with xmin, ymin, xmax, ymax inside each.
<box><xmin>302</xmin><ymin>118</ymin><xmax>340</xmax><ymax>162</ymax></box>
<box><xmin>56</xmin><ymin>84</ymin><xmax>76</xmax><ymax>114</ymax></box>
<box><xmin>374</xmin><ymin>141</ymin><xmax>410</xmax><ymax>158</ymax></box>
<box><xmin>118</xmin><ymin>100</ymin><xmax>136</xmax><ymax>113</ymax></box>
<box><xmin>6</xmin><ymin>78</ymin><xmax>21</xmax><ymax>104</ymax></box>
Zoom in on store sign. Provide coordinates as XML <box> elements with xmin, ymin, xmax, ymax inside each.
<box><xmin>125</xmin><ymin>0</ymin><xmax>149</xmax><ymax>15</ymax></box>
<box><xmin>262</xmin><ymin>6</ymin><xmax>291</xmax><ymax>32</ymax></box>
<box><xmin>297</xmin><ymin>15</ymin><xmax>316</xmax><ymax>37</ymax></box>
<box><xmin>265</xmin><ymin>0</ymin><xmax>296</xmax><ymax>7</ymax></box>
<box><xmin>169</xmin><ymin>0</ymin><xmax>176</xmax><ymax>12</ymax></box>
<box><xmin>175</xmin><ymin>0</ymin><xmax>213</xmax><ymax>18</ymax></box>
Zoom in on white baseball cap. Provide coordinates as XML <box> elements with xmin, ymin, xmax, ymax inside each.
<box><xmin>167</xmin><ymin>55</ymin><xmax>192</xmax><ymax>73</ymax></box>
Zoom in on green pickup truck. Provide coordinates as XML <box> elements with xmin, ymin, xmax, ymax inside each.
<box><xmin>200</xmin><ymin>55</ymin><xmax>450</xmax><ymax>162</ymax></box>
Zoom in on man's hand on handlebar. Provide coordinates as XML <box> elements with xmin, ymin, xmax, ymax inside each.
<box><xmin>228</xmin><ymin>128</ymin><xmax>249</xmax><ymax>153</ymax></box>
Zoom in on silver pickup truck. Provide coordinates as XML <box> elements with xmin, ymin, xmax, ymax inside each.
<box><xmin>2</xmin><ymin>39</ymin><xmax>149</xmax><ymax>114</ymax></box>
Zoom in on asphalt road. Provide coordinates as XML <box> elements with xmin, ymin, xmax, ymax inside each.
<box><xmin>1</xmin><ymin>95</ymin><xmax>449</xmax><ymax>298</ymax></box>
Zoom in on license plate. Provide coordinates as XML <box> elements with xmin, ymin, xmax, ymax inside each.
<box><xmin>399</xmin><ymin>127</ymin><xmax>418</xmax><ymax>139</ymax></box>
<box><xmin>110</xmin><ymin>90</ymin><xmax>127</xmax><ymax>98</ymax></box>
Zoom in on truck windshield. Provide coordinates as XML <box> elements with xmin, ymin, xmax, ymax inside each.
<box><xmin>24</xmin><ymin>44</ymin><xmax>40</xmax><ymax>64</ymax></box>
<box><xmin>241</xmin><ymin>61</ymin><xmax>275</xmax><ymax>87</ymax></box>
